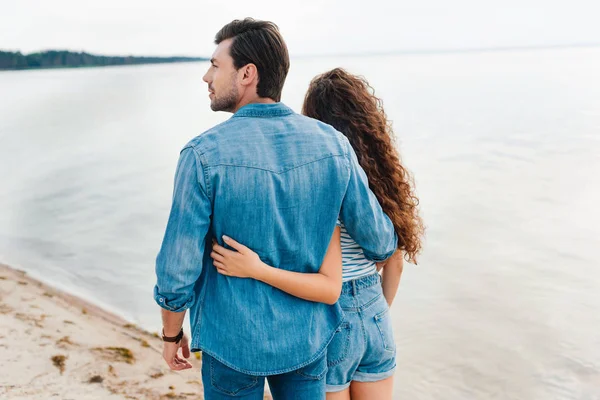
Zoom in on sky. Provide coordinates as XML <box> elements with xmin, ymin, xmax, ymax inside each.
<box><xmin>1</xmin><ymin>0</ymin><xmax>599</xmax><ymax>57</ymax></box>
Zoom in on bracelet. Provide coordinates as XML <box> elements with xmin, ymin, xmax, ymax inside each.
<box><xmin>162</xmin><ymin>328</ymin><xmax>184</xmax><ymax>344</ymax></box>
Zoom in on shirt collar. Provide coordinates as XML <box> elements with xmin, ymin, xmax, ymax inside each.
<box><xmin>232</xmin><ymin>102</ymin><xmax>294</xmax><ymax>118</ymax></box>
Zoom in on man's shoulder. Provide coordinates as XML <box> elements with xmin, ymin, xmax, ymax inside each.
<box><xmin>180</xmin><ymin>112</ymin><xmax>350</xmax><ymax>160</ymax></box>
<box><xmin>181</xmin><ymin>118</ymin><xmax>236</xmax><ymax>154</ymax></box>
<box><xmin>293</xmin><ymin>114</ymin><xmax>350</xmax><ymax>151</ymax></box>
<box><xmin>293</xmin><ymin>113</ymin><xmax>338</xmax><ymax>133</ymax></box>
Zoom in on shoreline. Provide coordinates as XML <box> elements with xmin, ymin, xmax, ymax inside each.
<box><xmin>1</xmin><ymin>261</ymin><xmax>147</xmax><ymax>331</ymax></box>
<box><xmin>0</xmin><ymin>263</ymin><xmax>205</xmax><ymax>399</ymax></box>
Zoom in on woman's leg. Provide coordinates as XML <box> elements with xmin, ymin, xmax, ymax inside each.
<box><xmin>349</xmin><ymin>376</ymin><xmax>394</xmax><ymax>400</ymax></box>
<box><xmin>349</xmin><ymin>276</ymin><xmax>396</xmax><ymax>400</ymax></box>
<box><xmin>326</xmin><ymin>388</ymin><xmax>351</xmax><ymax>400</ymax></box>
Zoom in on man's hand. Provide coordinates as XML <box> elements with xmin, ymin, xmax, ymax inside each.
<box><xmin>162</xmin><ymin>333</ymin><xmax>193</xmax><ymax>371</ymax></box>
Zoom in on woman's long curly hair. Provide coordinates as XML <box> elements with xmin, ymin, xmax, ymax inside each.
<box><xmin>302</xmin><ymin>68</ymin><xmax>424</xmax><ymax>263</ymax></box>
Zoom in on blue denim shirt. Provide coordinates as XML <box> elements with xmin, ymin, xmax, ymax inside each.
<box><xmin>154</xmin><ymin>102</ymin><xmax>397</xmax><ymax>375</ymax></box>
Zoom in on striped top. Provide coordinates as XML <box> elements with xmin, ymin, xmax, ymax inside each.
<box><xmin>337</xmin><ymin>220</ymin><xmax>377</xmax><ymax>282</ymax></box>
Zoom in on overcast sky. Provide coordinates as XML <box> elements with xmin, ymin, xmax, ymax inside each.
<box><xmin>2</xmin><ymin>0</ymin><xmax>599</xmax><ymax>57</ymax></box>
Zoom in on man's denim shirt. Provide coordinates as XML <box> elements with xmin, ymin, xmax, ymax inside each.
<box><xmin>154</xmin><ymin>103</ymin><xmax>397</xmax><ymax>375</ymax></box>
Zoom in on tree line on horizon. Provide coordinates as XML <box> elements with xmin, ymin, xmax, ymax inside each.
<box><xmin>0</xmin><ymin>50</ymin><xmax>207</xmax><ymax>70</ymax></box>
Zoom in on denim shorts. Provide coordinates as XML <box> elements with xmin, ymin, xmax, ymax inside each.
<box><xmin>326</xmin><ymin>273</ymin><xmax>396</xmax><ymax>392</ymax></box>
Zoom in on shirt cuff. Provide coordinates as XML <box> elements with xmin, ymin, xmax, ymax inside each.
<box><xmin>363</xmin><ymin>248</ymin><xmax>396</xmax><ymax>263</ymax></box>
<box><xmin>154</xmin><ymin>286</ymin><xmax>195</xmax><ymax>312</ymax></box>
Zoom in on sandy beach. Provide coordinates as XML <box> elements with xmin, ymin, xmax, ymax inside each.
<box><xmin>0</xmin><ymin>263</ymin><xmax>208</xmax><ymax>400</ymax></box>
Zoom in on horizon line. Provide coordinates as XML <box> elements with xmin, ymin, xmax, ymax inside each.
<box><xmin>4</xmin><ymin>42</ymin><xmax>600</xmax><ymax>60</ymax></box>
<box><xmin>294</xmin><ymin>42</ymin><xmax>600</xmax><ymax>58</ymax></box>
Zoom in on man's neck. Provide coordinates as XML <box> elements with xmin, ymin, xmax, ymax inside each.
<box><xmin>233</xmin><ymin>96</ymin><xmax>276</xmax><ymax>113</ymax></box>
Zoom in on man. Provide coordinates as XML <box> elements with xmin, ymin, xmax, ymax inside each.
<box><xmin>154</xmin><ymin>18</ymin><xmax>397</xmax><ymax>399</ymax></box>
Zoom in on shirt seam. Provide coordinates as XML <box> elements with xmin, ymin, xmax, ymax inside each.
<box><xmin>208</xmin><ymin>154</ymin><xmax>345</xmax><ymax>174</ymax></box>
<box><xmin>182</xmin><ymin>145</ymin><xmax>212</xmax><ymax>200</ymax></box>
<box><xmin>232</xmin><ymin>113</ymin><xmax>293</xmax><ymax>118</ymax></box>
<box><xmin>232</xmin><ymin>111</ymin><xmax>294</xmax><ymax>118</ymax></box>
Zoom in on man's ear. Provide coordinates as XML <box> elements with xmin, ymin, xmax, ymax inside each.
<box><xmin>240</xmin><ymin>63</ymin><xmax>258</xmax><ymax>86</ymax></box>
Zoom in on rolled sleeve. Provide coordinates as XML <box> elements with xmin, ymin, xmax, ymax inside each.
<box><xmin>340</xmin><ymin>139</ymin><xmax>398</xmax><ymax>262</ymax></box>
<box><xmin>154</xmin><ymin>146</ymin><xmax>212</xmax><ymax>313</ymax></box>
<box><xmin>153</xmin><ymin>285</ymin><xmax>196</xmax><ymax>312</ymax></box>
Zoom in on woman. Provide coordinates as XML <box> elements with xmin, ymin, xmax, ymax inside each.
<box><xmin>211</xmin><ymin>68</ymin><xmax>424</xmax><ymax>399</ymax></box>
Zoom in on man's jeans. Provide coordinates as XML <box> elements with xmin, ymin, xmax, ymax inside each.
<box><xmin>202</xmin><ymin>352</ymin><xmax>327</xmax><ymax>400</ymax></box>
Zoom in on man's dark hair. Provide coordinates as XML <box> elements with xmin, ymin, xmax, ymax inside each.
<box><xmin>215</xmin><ymin>18</ymin><xmax>290</xmax><ymax>102</ymax></box>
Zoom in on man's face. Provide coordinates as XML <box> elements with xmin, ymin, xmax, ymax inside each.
<box><xmin>203</xmin><ymin>39</ymin><xmax>240</xmax><ymax>112</ymax></box>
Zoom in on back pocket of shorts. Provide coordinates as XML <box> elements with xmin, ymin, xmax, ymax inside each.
<box><xmin>374</xmin><ymin>309</ymin><xmax>396</xmax><ymax>353</ymax></box>
<box><xmin>327</xmin><ymin>322</ymin><xmax>351</xmax><ymax>367</ymax></box>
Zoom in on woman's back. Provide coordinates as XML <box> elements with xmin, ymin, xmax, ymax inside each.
<box><xmin>339</xmin><ymin>221</ymin><xmax>377</xmax><ymax>282</ymax></box>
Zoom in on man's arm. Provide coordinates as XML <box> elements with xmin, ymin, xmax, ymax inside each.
<box><xmin>161</xmin><ymin>308</ymin><xmax>192</xmax><ymax>371</ymax></box>
<box><xmin>339</xmin><ymin>138</ymin><xmax>398</xmax><ymax>261</ymax></box>
<box><xmin>154</xmin><ymin>147</ymin><xmax>211</xmax><ymax>369</ymax></box>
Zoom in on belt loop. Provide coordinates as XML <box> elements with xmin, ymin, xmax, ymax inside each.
<box><xmin>351</xmin><ymin>279</ymin><xmax>357</xmax><ymax>295</ymax></box>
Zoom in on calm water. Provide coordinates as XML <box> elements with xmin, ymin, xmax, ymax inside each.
<box><xmin>1</xmin><ymin>48</ymin><xmax>599</xmax><ymax>399</ymax></box>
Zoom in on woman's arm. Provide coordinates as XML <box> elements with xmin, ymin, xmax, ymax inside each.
<box><xmin>211</xmin><ymin>227</ymin><xmax>342</xmax><ymax>305</ymax></box>
<box><xmin>378</xmin><ymin>250</ymin><xmax>404</xmax><ymax>306</ymax></box>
